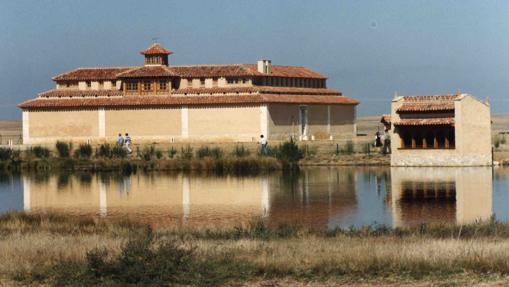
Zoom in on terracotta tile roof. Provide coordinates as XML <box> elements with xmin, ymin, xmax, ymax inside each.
<box><xmin>117</xmin><ymin>66</ymin><xmax>177</xmax><ymax>78</ymax></box>
<box><xmin>401</xmin><ymin>95</ymin><xmax>460</xmax><ymax>102</ymax></box>
<box><xmin>244</xmin><ymin>64</ymin><xmax>327</xmax><ymax>79</ymax></box>
<box><xmin>397</xmin><ymin>94</ymin><xmax>459</xmax><ymax>113</ymax></box>
<box><xmin>51</xmin><ymin>64</ymin><xmax>327</xmax><ymax>81</ymax></box>
<box><xmin>168</xmin><ymin>64</ymin><xmax>327</xmax><ymax>79</ymax></box>
<box><xmin>141</xmin><ymin>43</ymin><xmax>172</xmax><ymax>55</ymax></box>
<box><xmin>393</xmin><ymin>118</ymin><xmax>455</xmax><ymax>126</ymax></box>
<box><xmin>38</xmin><ymin>89</ymin><xmax>122</xmax><ymax>98</ymax></box>
<box><xmin>173</xmin><ymin>86</ymin><xmax>341</xmax><ymax>96</ymax></box>
<box><xmin>168</xmin><ymin>64</ymin><xmax>255</xmax><ymax>78</ymax></box>
<box><xmin>52</xmin><ymin>67</ymin><xmax>132</xmax><ymax>81</ymax></box>
<box><xmin>381</xmin><ymin>114</ymin><xmax>391</xmax><ymax>124</ymax></box>
<box><xmin>18</xmin><ymin>94</ymin><xmax>358</xmax><ymax>109</ymax></box>
<box><xmin>397</xmin><ymin>102</ymin><xmax>455</xmax><ymax>112</ymax></box>
<box><xmin>35</xmin><ymin>86</ymin><xmax>341</xmax><ymax>99</ymax></box>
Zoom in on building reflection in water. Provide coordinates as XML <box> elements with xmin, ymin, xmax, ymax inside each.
<box><xmin>21</xmin><ymin>173</ymin><xmax>272</xmax><ymax>227</ymax></box>
<box><xmin>18</xmin><ymin>167</ymin><xmax>493</xmax><ymax>229</ymax></box>
<box><xmin>390</xmin><ymin>167</ymin><xmax>493</xmax><ymax>227</ymax></box>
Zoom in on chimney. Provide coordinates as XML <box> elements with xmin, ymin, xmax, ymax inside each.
<box><xmin>257</xmin><ymin>59</ymin><xmax>272</xmax><ymax>74</ymax></box>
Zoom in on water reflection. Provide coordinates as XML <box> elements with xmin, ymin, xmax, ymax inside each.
<box><xmin>0</xmin><ymin>166</ymin><xmax>497</xmax><ymax>229</ymax></box>
<box><xmin>391</xmin><ymin>167</ymin><xmax>492</xmax><ymax>227</ymax></box>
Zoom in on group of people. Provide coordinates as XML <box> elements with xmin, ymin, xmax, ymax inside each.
<box><xmin>117</xmin><ymin>133</ymin><xmax>133</xmax><ymax>153</ymax></box>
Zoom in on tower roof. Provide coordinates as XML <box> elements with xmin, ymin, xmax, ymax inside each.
<box><xmin>140</xmin><ymin>43</ymin><xmax>173</xmax><ymax>55</ymax></box>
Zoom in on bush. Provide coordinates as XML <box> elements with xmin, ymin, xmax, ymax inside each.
<box><xmin>74</xmin><ymin>144</ymin><xmax>92</xmax><ymax>159</ymax></box>
<box><xmin>31</xmin><ymin>146</ymin><xmax>50</xmax><ymax>158</ymax></box>
<box><xmin>168</xmin><ymin>147</ymin><xmax>177</xmax><ymax>158</ymax></box>
<box><xmin>344</xmin><ymin>141</ymin><xmax>354</xmax><ymax>155</ymax></box>
<box><xmin>270</xmin><ymin>139</ymin><xmax>304</xmax><ymax>163</ymax></box>
<box><xmin>97</xmin><ymin>144</ymin><xmax>111</xmax><ymax>158</ymax></box>
<box><xmin>51</xmin><ymin>227</ymin><xmax>244</xmax><ymax>286</ymax></box>
<box><xmin>142</xmin><ymin>146</ymin><xmax>155</xmax><ymax>161</ymax></box>
<box><xmin>55</xmin><ymin>141</ymin><xmax>71</xmax><ymax>158</ymax></box>
<box><xmin>111</xmin><ymin>146</ymin><xmax>127</xmax><ymax>158</ymax></box>
<box><xmin>0</xmin><ymin>148</ymin><xmax>12</xmax><ymax>161</ymax></box>
<box><xmin>155</xmin><ymin>149</ymin><xmax>163</xmax><ymax>159</ymax></box>
<box><xmin>181</xmin><ymin>146</ymin><xmax>193</xmax><ymax>160</ymax></box>
<box><xmin>196</xmin><ymin>146</ymin><xmax>223</xmax><ymax>159</ymax></box>
<box><xmin>232</xmin><ymin>145</ymin><xmax>250</xmax><ymax>157</ymax></box>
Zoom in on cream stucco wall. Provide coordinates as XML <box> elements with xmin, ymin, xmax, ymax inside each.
<box><xmin>187</xmin><ymin>105</ymin><xmax>261</xmax><ymax>141</ymax></box>
<box><xmin>23</xmin><ymin>102</ymin><xmax>356</xmax><ymax>144</ymax></box>
<box><xmin>28</xmin><ymin>109</ymin><xmax>99</xmax><ymax>143</ymax></box>
<box><xmin>105</xmin><ymin>108</ymin><xmax>181</xmax><ymax>141</ymax></box>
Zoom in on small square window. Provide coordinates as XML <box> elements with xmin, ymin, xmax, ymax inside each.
<box><xmin>159</xmin><ymin>80</ymin><xmax>167</xmax><ymax>90</ymax></box>
<box><xmin>143</xmin><ymin>81</ymin><xmax>151</xmax><ymax>91</ymax></box>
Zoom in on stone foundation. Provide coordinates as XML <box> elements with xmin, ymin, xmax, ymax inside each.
<box><xmin>391</xmin><ymin>154</ymin><xmax>492</xmax><ymax>167</ymax></box>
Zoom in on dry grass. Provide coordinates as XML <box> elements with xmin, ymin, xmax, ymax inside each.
<box><xmin>3</xmin><ymin>213</ymin><xmax>509</xmax><ymax>286</ymax></box>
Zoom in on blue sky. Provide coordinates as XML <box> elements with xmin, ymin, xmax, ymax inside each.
<box><xmin>1</xmin><ymin>0</ymin><xmax>508</xmax><ymax>119</ymax></box>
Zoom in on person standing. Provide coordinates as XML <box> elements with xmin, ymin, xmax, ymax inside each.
<box><xmin>117</xmin><ymin>133</ymin><xmax>125</xmax><ymax>146</ymax></box>
<box><xmin>124</xmin><ymin>133</ymin><xmax>132</xmax><ymax>153</ymax></box>
<box><xmin>260</xmin><ymin>134</ymin><xmax>268</xmax><ymax>155</ymax></box>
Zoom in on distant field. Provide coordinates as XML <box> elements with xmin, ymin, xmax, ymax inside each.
<box><xmin>0</xmin><ymin>120</ymin><xmax>22</xmax><ymax>145</ymax></box>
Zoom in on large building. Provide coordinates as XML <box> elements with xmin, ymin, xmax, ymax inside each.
<box><xmin>389</xmin><ymin>94</ymin><xmax>492</xmax><ymax>166</ymax></box>
<box><xmin>18</xmin><ymin>43</ymin><xmax>359</xmax><ymax>144</ymax></box>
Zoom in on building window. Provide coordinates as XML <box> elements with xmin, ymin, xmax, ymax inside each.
<box><xmin>159</xmin><ymin>80</ymin><xmax>167</xmax><ymax>90</ymax></box>
<box><xmin>143</xmin><ymin>81</ymin><xmax>151</xmax><ymax>91</ymax></box>
<box><xmin>126</xmin><ymin>82</ymin><xmax>138</xmax><ymax>91</ymax></box>
<box><xmin>200</xmin><ymin>78</ymin><xmax>205</xmax><ymax>87</ymax></box>
<box><xmin>112</xmin><ymin>81</ymin><xmax>117</xmax><ymax>89</ymax></box>
<box><xmin>86</xmin><ymin>81</ymin><xmax>91</xmax><ymax>88</ymax></box>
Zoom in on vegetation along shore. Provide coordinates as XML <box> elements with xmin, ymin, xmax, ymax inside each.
<box><xmin>0</xmin><ymin>140</ymin><xmax>389</xmax><ymax>173</ymax></box>
<box><xmin>2</xmin><ymin>212</ymin><xmax>509</xmax><ymax>286</ymax></box>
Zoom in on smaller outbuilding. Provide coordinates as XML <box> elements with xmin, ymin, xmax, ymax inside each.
<box><xmin>389</xmin><ymin>93</ymin><xmax>491</xmax><ymax>166</ymax></box>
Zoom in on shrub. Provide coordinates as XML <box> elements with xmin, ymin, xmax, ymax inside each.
<box><xmin>97</xmin><ymin>144</ymin><xmax>111</xmax><ymax>158</ymax></box>
<box><xmin>55</xmin><ymin>141</ymin><xmax>71</xmax><ymax>158</ymax></box>
<box><xmin>181</xmin><ymin>146</ymin><xmax>193</xmax><ymax>160</ymax></box>
<box><xmin>270</xmin><ymin>139</ymin><xmax>304</xmax><ymax>163</ymax></box>
<box><xmin>142</xmin><ymin>146</ymin><xmax>156</xmax><ymax>161</ymax></box>
<box><xmin>31</xmin><ymin>146</ymin><xmax>50</xmax><ymax>158</ymax></box>
<box><xmin>0</xmin><ymin>148</ymin><xmax>12</xmax><ymax>161</ymax></box>
<box><xmin>232</xmin><ymin>145</ymin><xmax>250</xmax><ymax>157</ymax></box>
<box><xmin>50</xmin><ymin>228</ymin><xmax>244</xmax><ymax>286</ymax></box>
<box><xmin>344</xmin><ymin>141</ymin><xmax>354</xmax><ymax>155</ymax></box>
<box><xmin>168</xmin><ymin>147</ymin><xmax>177</xmax><ymax>158</ymax></box>
<box><xmin>155</xmin><ymin>149</ymin><xmax>163</xmax><ymax>159</ymax></box>
<box><xmin>74</xmin><ymin>144</ymin><xmax>92</xmax><ymax>159</ymax></box>
<box><xmin>196</xmin><ymin>146</ymin><xmax>223</xmax><ymax>159</ymax></box>
<box><xmin>111</xmin><ymin>146</ymin><xmax>127</xmax><ymax>158</ymax></box>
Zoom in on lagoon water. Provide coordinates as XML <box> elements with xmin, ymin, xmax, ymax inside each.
<box><xmin>0</xmin><ymin>167</ymin><xmax>507</xmax><ymax>229</ymax></box>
